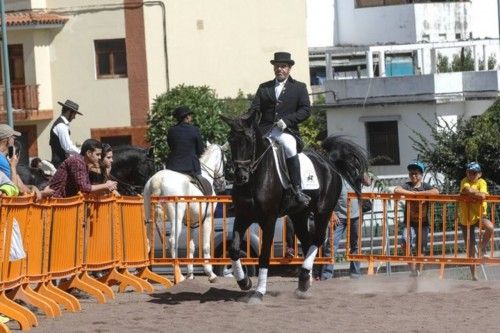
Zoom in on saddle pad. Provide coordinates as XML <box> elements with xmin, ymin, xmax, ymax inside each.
<box><xmin>270</xmin><ymin>140</ymin><xmax>319</xmax><ymax>190</ymax></box>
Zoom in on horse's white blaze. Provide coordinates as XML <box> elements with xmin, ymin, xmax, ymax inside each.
<box><xmin>143</xmin><ymin>144</ymin><xmax>225</xmax><ymax>281</ymax></box>
<box><xmin>232</xmin><ymin>259</ymin><xmax>245</xmax><ymax>281</ymax></box>
<box><xmin>256</xmin><ymin>268</ymin><xmax>268</xmax><ymax>295</ymax></box>
<box><xmin>303</xmin><ymin>245</ymin><xmax>318</xmax><ymax>271</ymax></box>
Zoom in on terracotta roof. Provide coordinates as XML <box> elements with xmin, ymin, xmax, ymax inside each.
<box><xmin>4</xmin><ymin>11</ymin><xmax>68</xmax><ymax>27</ymax></box>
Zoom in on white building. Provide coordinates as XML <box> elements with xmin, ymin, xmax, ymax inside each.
<box><xmin>307</xmin><ymin>0</ymin><xmax>500</xmax><ymax>176</ymax></box>
<box><xmin>1</xmin><ymin>0</ymin><xmax>310</xmax><ymax>161</ymax></box>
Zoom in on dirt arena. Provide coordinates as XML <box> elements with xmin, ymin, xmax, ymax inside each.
<box><xmin>8</xmin><ymin>271</ymin><xmax>500</xmax><ymax>333</ymax></box>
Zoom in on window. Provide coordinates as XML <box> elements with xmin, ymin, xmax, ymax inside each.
<box><xmin>94</xmin><ymin>39</ymin><xmax>127</xmax><ymax>78</ymax></box>
<box><xmin>366</xmin><ymin>121</ymin><xmax>400</xmax><ymax>165</ymax></box>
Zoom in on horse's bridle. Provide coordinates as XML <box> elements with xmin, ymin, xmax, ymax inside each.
<box><xmin>200</xmin><ymin>144</ymin><xmax>226</xmax><ymax>180</ymax></box>
<box><xmin>232</xmin><ymin>127</ymin><xmax>272</xmax><ymax>176</ymax></box>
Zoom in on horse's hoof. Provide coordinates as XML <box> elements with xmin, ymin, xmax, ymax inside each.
<box><xmin>208</xmin><ymin>275</ymin><xmax>218</xmax><ymax>283</ymax></box>
<box><xmin>237</xmin><ymin>276</ymin><xmax>252</xmax><ymax>291</ymax></box>
<box><xmin>294</xmin><ymin>288</ymin><xmax>312</xmax><ymax>300</ymax></box>
<box><xmin>298</xmin><ymin>268</ymin><xmax>311</xmax><ymax>292</ymax></box>
<box><xmin>247</xmin><ymin>291</ymin><xmax>264</xmax><ymax>304</ymax></box>
<box><xmin>239</xmin><ymin>291</ymin><xmax>263</xmax><ymax>304</ymax></box>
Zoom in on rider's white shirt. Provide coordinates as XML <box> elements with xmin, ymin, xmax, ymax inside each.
<box><xmin>52</xmin><ymin>115</ymin><xmax>80</xmax><ymax>155</ymax></box>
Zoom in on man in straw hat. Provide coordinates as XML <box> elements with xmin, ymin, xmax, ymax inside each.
<box><xmin>249</xmin><ymin>51</ymin><xmax>311</xmax><ymax>206</ymax></box>
<box><xmin>50</xmin><ymin>99</ymin><xmax>82</xmax><ymax>168</ymax></box>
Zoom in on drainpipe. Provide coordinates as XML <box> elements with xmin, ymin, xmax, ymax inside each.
<box><xmin>0</xmin><ymin>0</ymin><xmax>13</xmax><ymax>126</ymax></box>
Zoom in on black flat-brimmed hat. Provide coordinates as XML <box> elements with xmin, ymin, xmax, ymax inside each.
<box><xmin>58</xmin><ymin>99</ymin><xmax>82</xmax><ymax>115</ymax></box>
<box><xmin>270</xmin><ymin>52</ymin><xmax>295</xmax><ymax>66</ymax></box>
<box><xmin>173</xmin><ymin>106</ymin><xmax>193</xmax><ymax>122</ymax></box>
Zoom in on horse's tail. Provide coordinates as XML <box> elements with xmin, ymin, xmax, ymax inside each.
<box><xmin>143</xmin><ymin>177</ymin><xmax>153</xmax><ymax>222</ymax></box>
<box><xmin>321</xmin><ymin>135</ymin><xmax>369</xmax><ymax>195</ymax></box>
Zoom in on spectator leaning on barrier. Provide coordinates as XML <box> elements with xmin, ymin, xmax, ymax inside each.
<box><xmin>459</xmin><ymin>162</ymin><xmax>494</xmax><ymax>281</ymax></box>
<box><xmin>48</xmin><ymin>139</ymin><xmax>117</xmax><ymax>198</ymax></box>
<box><xmin>315</xmin><ymin>174</ymin><xmax>372</xmax><ymax>280</ymax></box>
<box><xmin>394</xmin><ymin>160</ymin><xmax>439</xmax><ymax>277</ymax></box>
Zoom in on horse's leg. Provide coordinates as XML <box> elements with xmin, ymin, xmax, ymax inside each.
<box><xmin>248</xmin><ymin>216</ymin><xmax>278</xmax><ymax>302</ymax></box>
<box><xmin>230</xmin><ymin>216</ymin><xmax>252</xmax><ymax>291</ymax></box>
<box><xmin>168</xmin><ymin>203</ymin><xmax>185</xmax><ymax>283</ymax></box>
<box><xmin>290</xmin><ymin>211</ymin><xmax>319</xmax><ymax>295</ymax></box>
<box><xmin>186</xmin><ymin>236</ymin><xmax>195</xmax><ymax>280</ymax></box>
<box><xmin>201</xmin><ymin>212</ymin><xmax>217</xmax><ymax>283</ymax></box>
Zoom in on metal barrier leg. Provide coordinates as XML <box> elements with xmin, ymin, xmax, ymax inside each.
<box><xmin>367</xmin><ymin>258</ymin><xmax>375</xmax><ymax>275</ymax></box>
<box><xmin>78</xmin><ymin>272</ymin><xmax>115</xmax><ymax>300</ymax></box>
<box><xmin>7</xmin><ymin>285</ymin><xmax>58</xmax><ymax>319</ymax></box>
<box><xmin>0</xmin><ymin>322</ymin><xmax>10</xmax><ymax>333</ymax></box>
<box><xmin>35</xmin><ymin>281</ymin><xmax>80</xmax><ymax>312</ymax></box>
<box><xmin>22</xmin><ymin>285</ymin><xmax>61</xmax><ymax>317</ymax></box>
<box><xmin>59</xmin><ymin>273</ymin><xmax>108</xmax><ymax>304</ymax></box>
<box><xmin>439</xmin><ymin>264</ymin><xmax>445</xmax><ymax>279</ymax></box>
<box><xmin>100</xmin><ymin>267</ymin><xmax>145</xmax><ymax>293</ymax></box>
<box><xmin>173</xmin><ymin>261</ymin><xmax>184</xmax><ymax>284</ymax></box>
<box><xmin>0</xmin><ymin>291</ymin><xmax>35</xmax><ymax>330</ymax></box>
<box><xmin>112</xmin><ymin>268</ymin><xmax>149</xmax><ymax>293</ymax></box>
<box><xmin>136</xmin><ymin>267</ymin><xmax>173</xmax><ymax>289</ymax></box>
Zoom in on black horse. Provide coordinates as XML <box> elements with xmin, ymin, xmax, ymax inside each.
<box><xmin>110</xmin><ymin>145</ymin><xmax>156</xmax><ymax>195</ymax></box>
<box><xmin>16</xmin><ymin>165</ymin><xmax>50</xmax><ymax>190</ymax></box>
<box><xmin>222</xmin><ymin>113</ymin><xmax>368</xmax><ymax>301</ymax></box>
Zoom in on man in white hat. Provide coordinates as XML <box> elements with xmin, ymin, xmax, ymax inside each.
<box><xmin>50</xmin><ymin>99</ymin><xmax>82</xmax><ymax>168</ymax></box>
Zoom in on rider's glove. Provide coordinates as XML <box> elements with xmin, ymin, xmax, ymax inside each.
<box><xmin>276</xmin><ymin>119</ymin><xmax>287</xmax><ymax>131</ymax></box>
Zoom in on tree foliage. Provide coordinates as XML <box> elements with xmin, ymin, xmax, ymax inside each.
<box><xmin>437</xmin><ymin>48</ymin><xmax>497</xmax><ymax>73</ymax></box>
<box><xmin>147</xmin><ymin>85</ymin><xmax>229</xmax><ymax>163</ymax></box>
<box><xmin>410</xmin><ymin>100</ymin><xmax>500</xmax><ymax>190</ymax></box>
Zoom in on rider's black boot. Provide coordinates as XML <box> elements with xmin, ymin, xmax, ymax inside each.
<box><xmin>286</xmin><ymin>155</ymin><xmax>311</xmax><ymax>206</ymax></box>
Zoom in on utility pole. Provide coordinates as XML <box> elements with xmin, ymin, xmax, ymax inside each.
<box><xmin>0</xmin><ymin>0</ymin><xmax>13</xmax><ymax>127</ymax></box>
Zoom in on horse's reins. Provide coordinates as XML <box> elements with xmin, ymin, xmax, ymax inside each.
<box><xmin>233</xmin><ymin>124</ymin><xmax>275</xmax><ymax>174</ymax></box>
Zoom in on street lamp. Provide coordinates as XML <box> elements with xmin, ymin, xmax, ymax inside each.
<box><xmin>0</xmin><ymin>0</ymin><xmax>13</xmax><ymax>127</ymax></box>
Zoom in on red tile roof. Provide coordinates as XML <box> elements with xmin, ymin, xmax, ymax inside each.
<box><xmin>4</xmin><ymin>11</ymin><xmax>68</xmax><ymax>27</ymax></box>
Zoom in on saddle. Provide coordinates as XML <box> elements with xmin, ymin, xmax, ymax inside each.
<box><xmin>268</xmin><ymin>138</ymin><xmax>319</xmax><ymax>215</ymax></box>
<box><xmin>189</xmin><ymin>174</ymin><xmax>213</xmax><ymax>196</ymax></box>
<box><xmin>268</xmin><ymin>138</ymin><xmax>319</xmax><ymax>191</ymax></box>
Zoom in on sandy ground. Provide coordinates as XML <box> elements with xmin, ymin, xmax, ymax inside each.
<box><xmin>8</xmin><ymin>273</ymin><xmax>500</xmax><ymax>333</ymax></box>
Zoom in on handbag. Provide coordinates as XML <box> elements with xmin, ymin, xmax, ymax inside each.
<box><xmin>9</xmin><ymin>218</ymin><xmax>26</xmax><ymax>261</ymax></box>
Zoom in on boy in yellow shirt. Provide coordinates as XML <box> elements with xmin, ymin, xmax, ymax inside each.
<box><xmin>459</xmin><ymin>162</ymin><xmax>493</xmax><ymax>280</ymax></box>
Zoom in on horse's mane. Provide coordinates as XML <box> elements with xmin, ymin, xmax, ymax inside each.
<box><xmin>200</xmin><ymin>143</ymin><xmax>219</xmax><ymax>163</ymax></box>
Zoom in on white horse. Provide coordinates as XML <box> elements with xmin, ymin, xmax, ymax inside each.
<box><xmin>143</xmin><ymin>143</ymin><xmax>227</xmax><ymax>283</ymax></box>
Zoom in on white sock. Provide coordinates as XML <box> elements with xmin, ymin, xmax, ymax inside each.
<box><xmin>256</xmin><ymin>268</ymin><xmax>268</xmax><ymax>295</ymax></box>
<box><xmin>232</xmin><ymin>259</ymin><xmax>245</xmax><ymax>281</ymax></box>
<box><xmin>302</xmin><ymin>245</ymin><xmax>318</xmax><ymax>271</ymax></box>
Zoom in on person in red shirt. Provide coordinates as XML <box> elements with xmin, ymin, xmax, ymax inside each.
<box><xmin>49</xmin><ymin>139</ymin><xmax>117</xmax><ymax>198</ymax></box>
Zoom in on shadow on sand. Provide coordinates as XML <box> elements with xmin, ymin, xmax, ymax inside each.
<box><xmin>149</xmin><ymin>287</ymin><xmax>248</xmax><ymax>305</ymax></box>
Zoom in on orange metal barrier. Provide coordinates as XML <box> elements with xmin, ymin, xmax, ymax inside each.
<box><xmin>0</xmin><ymin>196</ymin><xmax>37</xmax><ymax>331</ymax></box>
<box><xmin>148</xmin><ymin>195</ymin><xmax>335</xmax><ymax>282</ymax></box>
<box><xmin>115</xmin><ymin>195</ymin><xmax>172</xmax><ymax>291</ymax></box>
<box><xmin>346</xmin><ymin>193</ymin><xmax>500</xmax><ymax>278</ymax></box>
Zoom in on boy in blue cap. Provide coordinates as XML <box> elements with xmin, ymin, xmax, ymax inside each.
<box><xmin>459</xmin><ymin>162</ymin><xmax>493</xmax><ymax>280</ymax></box>
<box><xmin>394</xmin><ymin>160</ymin><xmax>439</xmax><ymax>276</ymax></box>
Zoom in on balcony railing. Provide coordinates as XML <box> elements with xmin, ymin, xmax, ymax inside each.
<box><xmin>0</xmin><ymin>84</ymin><xmax>39</xmax><ymax>111</ymax></box>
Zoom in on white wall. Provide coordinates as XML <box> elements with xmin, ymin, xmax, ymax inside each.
<box><xmin>335</xmin><ymin>1</ymin><xmax>416</xmax><ymax>45</ymax></box>
<box><xmin>306</xmin><ymin>0</ymin><xmax>335</xmax><ymax>47</ymax></box>
<box><xmin>326</xmin><ymin>98</ymin><xmax>494</xmax><ymax>176</ymax></box>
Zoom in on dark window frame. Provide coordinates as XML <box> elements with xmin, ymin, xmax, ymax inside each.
<box><xmin>366</xmin><ymin>120</ymin><xmax>400</xmax><ymax>166</ymax></box>
<box><xmin>94</xmin><ymin>39</ymin><xmax>127</xmax><ymax>79</ymax></box>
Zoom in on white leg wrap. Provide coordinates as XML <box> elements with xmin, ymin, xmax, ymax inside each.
<box><xmin>302</xmin><ymin>245</ymin><xmax>318</xmax><ymax>271</ymax></box>
<box><xmin>255</xmin><ymin>268</ymin><xmax>268</xmax><ymax>295</ymax></box>
<box><xmin>232</xmin><ymin>259</ymin><xmax>245</xmax><ymax>281</ymax></box>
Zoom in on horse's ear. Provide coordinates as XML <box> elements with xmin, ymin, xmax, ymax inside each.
<box><xmin>221</xmin><ymin>142</ymin><xmax>230</xmax><ymax>151</ymax></box>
